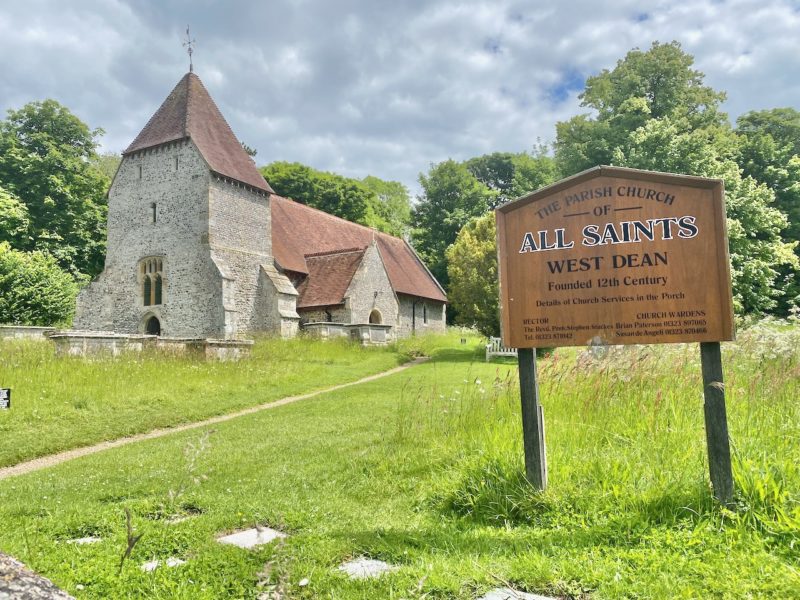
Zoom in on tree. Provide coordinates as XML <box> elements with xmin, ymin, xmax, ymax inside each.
<box><xmin>446</xmin><ymin>212</ymin><xmax>499</xmax><ymax>336</ymax></box>
<box><xmin>261</xmin><ymin>161</ymin><xmax>318</xmax><ymax>205</ymax></box>
<box><xmin>0</xmin><ymin>243</ymin><xmax>79</xmax><ymax>325</ymax></box>
<box><xmin>260</xmin><ymin>161</ymin><xmax>371</xmax><ymax>225</ymax></box>
<box><xmin>737</xmin><ymin>108</ymin><xmax>800</xmax><ymax>158</ymax></box>
<box><xmin>90</xmin><ymin>152</ymin><xmax>122</xmax><ymax>182</ymax></box>
<box><xmin>736</xmin><ymin>109</ymin><xmax>800</xmax><ymax>244</ymax></box>
<box><xmin>0</xmin><ymin>185</ymin><xmax>31</xmax><ymax>246</ymax></box>
<box><xmin>466</xmin><ymin>150</ymin><xmax>558</xmax><ymax>208</ymax></box>
<box><xmin>0</xmin><ymin>100</ymin><xmax>109</xmax><ymax>277</ymax></box>
<box><xmin>361</xmin><ymin>176</ymin><xmax>412</xmax><ymax>237</ymax></box>
<box><xmin>555</xmin><ymin>41</ymin><xmax>726</xmax><ymax>175</ymax></box>
<box><xmin>736</xmin><ymin>108</ymin><xmax>800</xmax><ymax>312</ymax></box>
<box><xmin>412</xmin><ymin>160</ymin><xmax>494</xmax><ymax>288</ymax></box>
<box><xmin>554</xmin><ymin>41</ymin><xmax>797</xmax><ymax>314</ymax></box>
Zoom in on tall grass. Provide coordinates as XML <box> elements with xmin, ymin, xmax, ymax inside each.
<box><xmin>395</xmin><ymin>322</ymin><xmax>800</xmax><ymax>550</ymax></box>
<box><xmin>0</xmin><ymin>335</ymin><xmax>407</xmax><ymax>467</ymax></box>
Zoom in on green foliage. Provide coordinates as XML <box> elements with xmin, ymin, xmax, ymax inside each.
<box><xmin>0</xmin><ymin>99</ymin><xmax>109</xmax><ymax>277</ymax></box>
<box><xmin>466</xmin><ymin>150</ymin><xmax>559</xmax><ymax>207</ymax></box>
<box><xmin>261</xmin><ymin>161</ymin><xmax>369</xmax><ymax>223</ymax></box>
<box><xmin>260</xmin><ymin>161</ymin><xmax>412</xmax><ymax>235</ymax></box>
<box><xmin>554</xmin><ymin>41</ymin><xmax>797</xmax><ymax>314</ymax></box>
<box><xmin>446</xmin><ymin>213</ymin><xmax>499</xmax><ymax>336</ymax></box>
<box><xmin>0</xmin><ymin>185</ymin><xmax>31</xmax><ymax>245</ymax></box>
<box><xmin>736</xmin><ymin>109</ymin><xmax>800</xmax><ymax>313</ymax></box>
<box><xmin>737</xmin><ymin>107</ymin><xmax>800</xmax><ymax>158</ymax></box>
<box><xmin>89</xmin><ymin>152</ymin><xmax>122</xmax><ymax>182</ymax></box>
<box><xmin>360</xmin><ymin>175</ymin><xmax>412</xmax><ymax>237</ymax></box>
<box><xmin>618</xmin><ymin>118</ymin><xmax>797</xmax><ymax>313</ymax></box>
<box><xmin>0</xmin><ymin>242</ymin><xmax>79</xmax><ymax>325</ymax></box>
<box><xmin>555</xmin><ymin>41</ymin><xmax>726</xmax><ymax>174</ymax></box>
<box><xmin>413</xmin><ymin>160</ymin><xmax>494</xmax><ymax>287</ymax></box>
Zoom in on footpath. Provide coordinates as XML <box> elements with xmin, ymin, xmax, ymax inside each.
<box><xmin>0</xmin><ymin>357</ymin><xmax>427</xmax><ymax>482</ymax></box>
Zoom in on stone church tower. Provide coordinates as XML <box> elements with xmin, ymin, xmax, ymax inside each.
<box><xmin>74</xmin><ymin>72</ymin><xmax>299</xmax><ymax>339</ymax></box>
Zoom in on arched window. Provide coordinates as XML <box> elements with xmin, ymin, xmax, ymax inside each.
<box><xmin>369</xmin><ymin>309</ymin><xmax>382</xmax><ymax>324</ymax></box>
<box><xmin>143</xmin><ymin>276</ymin><xmax>152</xmax><ymax>306</ymax></box>
<box><xmin>423</xmin><ymin>303</ymin><xmax>428</xmax><ymax>325</ymax></box>
<box><xmin>140</xmin><ymin>257</ymin><xmax>164</xmax><ymax>306</ymax></box>
<box><xmin>154</xmin><ymin>274</ymin><xmax>162</xmax><ymax>305</ymax></box>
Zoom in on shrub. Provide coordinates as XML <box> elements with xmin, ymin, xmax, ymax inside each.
<box><xmin>0</xmin><ymin>242</ymin><xmax>79</xmax><ymax>325</ymax></box>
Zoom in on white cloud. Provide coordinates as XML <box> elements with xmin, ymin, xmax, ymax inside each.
<box><xmin>0</xmin><ymin>0</ymin><xmax>797</xmax><ymax>194</ymax></box>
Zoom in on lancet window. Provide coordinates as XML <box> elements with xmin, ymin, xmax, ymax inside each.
<box><xmin>140</xmin><ymin>257</ymin><xmax>164</xmax><ymax>306</ymax></box>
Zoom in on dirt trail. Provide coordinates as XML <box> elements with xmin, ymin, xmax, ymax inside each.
<box><xmin>0</xmin><ymin>357</ymin><xmax>428</xmax><ymax>481</ymax></box>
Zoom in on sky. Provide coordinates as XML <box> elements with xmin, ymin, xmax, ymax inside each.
<box><xmin>1</xmin><ymin>0</ymin><xmax>799</xmax><ymax>196</ymax></box>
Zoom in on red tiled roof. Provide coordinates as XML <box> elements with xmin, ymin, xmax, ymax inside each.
<box><xmin>123</xmin><ymin>73</ymin><xmax>272</xmax><ymax>193</ymax></box>
<box><xmin>271</xmin><ymin>196</ymin><xmax>447</xmax><ymax>303</ymax></box>
<box><xmin>296</xmin><ymin>249</ymin><xmax>365</xmax><ymax>308</ymax></box>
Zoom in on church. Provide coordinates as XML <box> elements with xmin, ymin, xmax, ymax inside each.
<box><xmin>73</xmin><ymin>72</ymin><xmax>446</xmax><ymax>342</ymax></box>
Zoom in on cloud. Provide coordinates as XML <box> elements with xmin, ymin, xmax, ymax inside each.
<box><xmin>0</xmin><ymin>0</ymin><xmax>797</xmax><ymax>195</ymax></box>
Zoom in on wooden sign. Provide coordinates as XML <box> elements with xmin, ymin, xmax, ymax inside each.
<box><xmin>496</xmin><ymin>166</ymin><xmax>735</xmax><ymax>349</ymax></box>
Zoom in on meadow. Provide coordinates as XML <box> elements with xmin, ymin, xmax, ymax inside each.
<box><xmin>0</xmin><ymin>325</ymin><xmax>798</xmax><ymax>598</ymax></box>
<box><xmin>0</xmin><ymin>336</ymin><xmax>406</xmax><ymax>467</ymax></box>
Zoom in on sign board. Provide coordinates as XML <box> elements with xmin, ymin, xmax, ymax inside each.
<box><xmin>497</xmin><ymin>166</ymin><xmax>735</xmax><ymax>349</ymax></box>
<box><xmin>0</xmin><ymin>389</ymin><xmax>9</xmax><ymax>410</ymax></box>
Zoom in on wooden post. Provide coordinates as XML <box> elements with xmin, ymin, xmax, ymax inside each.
<box><xmin>700</xmin><ymin>342</ymin><xmax>734</xmax><ymax>504</ymax></box>
<box><xmin>518</xmin><ymin>348</ymin><xmax>547</xmax><ymax>490</ymax></box>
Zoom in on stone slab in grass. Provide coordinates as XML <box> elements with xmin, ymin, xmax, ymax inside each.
<box><xmin>479</xmin><ymin>587</ymin><xmax>557</xmax><ymax>600</ymax></box>
<box><xmin>217</xmin><ymin>527</ymin><xmax>286</xmax><ymax>550</ymax></box>
<box><xmin>66</xmin><ymin>536</ymin><xmax>101</xmax><ymax>545</ymax></box>
<box><xmin>140</xmin><ymin>557</ymin><xmax>186</xmax><ymax>572</ymax></box>
<box><xmin>0</xmin><ymin>552</ymin><xmax>75</xmax><ymax>599</ymax></box>
<box><xmin>338</xmin><ymin>557</ymin><xmax>397</xmax><ymax>579</ymax></box>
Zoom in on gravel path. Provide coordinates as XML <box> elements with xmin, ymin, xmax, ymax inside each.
<box><xmin>0</xmin><ymin>357</ymin><xmax>428</xmax><ymax>482</ymax></box>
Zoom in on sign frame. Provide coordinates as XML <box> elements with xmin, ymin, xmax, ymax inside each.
<box><xmin>495</xmin><ymin>166</ymin><xmax>735</xmax><ymax>504</ymax></box>
<box><xmin>496</xmin><ymin>165</ymin><xmax>735</xmax><ymax>349</ymax></box>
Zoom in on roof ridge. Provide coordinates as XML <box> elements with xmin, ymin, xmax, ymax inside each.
<box><xmin>272</xmin><ymin>196</ymin><xmax>396</xmax><ymax>240</ymax></box>
<box><xmin>305</xmin><ymin>247</ymin><xmax>364</xmax><ymax>258</ymax></box>
<box><xmin>183</xmin><ymin>72</ymin><xmax>193</xmax><ymax>134</ymax></box>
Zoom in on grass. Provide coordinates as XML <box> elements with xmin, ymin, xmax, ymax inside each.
<box><xmin>0</xmin><ymin>324</ymin><xmax>798</xmax><ymax>598</ymax></box>
<box><xmin>0</xmin><ymin>335</ymin><xmax>410</xmax><ymax>467</ymax></box>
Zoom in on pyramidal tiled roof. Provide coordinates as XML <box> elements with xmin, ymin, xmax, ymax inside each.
<box><xmin>123</xmin><ymin>72</ymin><xmax>272</xmax><ymax>193</ymax></box>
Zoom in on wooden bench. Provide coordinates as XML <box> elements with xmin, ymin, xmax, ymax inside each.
<box><xmin>485</xmin><ymin>337</ymin><xmax>518</xmax><ymax>361</ymax></box>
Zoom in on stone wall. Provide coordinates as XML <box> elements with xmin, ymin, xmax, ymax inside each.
<box><xmin>299</xmin><ymin>307</ymin><xmax>348</xmax><ymax>324</ymax></box>
<box><xmin>258</xmin><ymin>264</ymin><xmax>300</xmax><ymax>337</ymax></box>
<box><xmin>0</xmin><ymin>326</ymin><xmax>55</xmax><ymax>340</ymax></box>
<box><xmin>208</xmin><ymin>177</ymin><xmax>273</xmax><ymax>336</ymax></box>
<box><xmin>49</xmin><ymin>331</ymin><xmax>253</xmax><ymax>359</ymax></box>
<box><xmin>74</xmin><ymin>141</ymin><xmax>277</xmax><ymax>339</ymax></box>
<box><xmin>75</xmin><ymin>141</ymin><xmax>223</xmax><ymax>337</ymax></box>
<box><xmin>395</xmin><ymin>296</ymin><xmax>446</xmax><ymax>337</ymax></box>
<box><xmin>345</xmin><ymin>242</ymin><xmax>398</xmax><ymax>325</ymax></box>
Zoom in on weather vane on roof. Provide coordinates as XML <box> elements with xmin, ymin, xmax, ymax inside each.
<box><xmin>182</xmin><ymin>25</ymin><xmax>196</xmax><ymax>73</ymax></box>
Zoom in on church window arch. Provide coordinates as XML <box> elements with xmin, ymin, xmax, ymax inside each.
<box><xmin>369</xmin><ymin>309</ymin><xmax>382</xmax><ymax>324</ymax></box>
<box><xmin>144</xmin><ymin>315</ymin><xmax>161</xmax><ymax>335</ymax></box>
<box><xmin>140</xmin><ymin>257</ymin><xmax>165</xmax><ymax>306</ymax></box>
